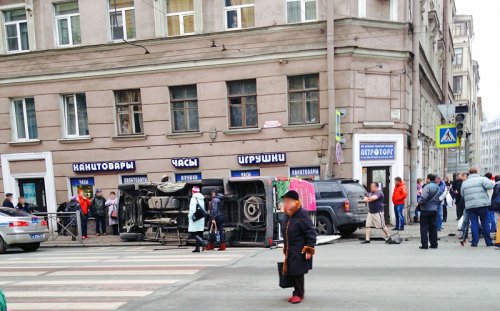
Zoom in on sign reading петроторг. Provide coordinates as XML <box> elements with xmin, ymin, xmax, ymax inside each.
<box><xmin>359</xmin><ymin>143</ymin><xmax>395</xmax><ymax>161</ymax></box>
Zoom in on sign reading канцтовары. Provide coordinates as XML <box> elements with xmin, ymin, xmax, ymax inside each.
<box><xmin>73</xmin><ymin>161</ymin><xmax>136</xmax><ymax>173</ymax></box>
<box><xmin>360</xmin><ymin>144</ymin><xmax>395</xmax><ymax>160</ymax></box>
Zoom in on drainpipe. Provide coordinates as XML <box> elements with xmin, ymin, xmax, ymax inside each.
<box><xmin>442</xmin><ymin>0</ymin><xmax>450</xmax><ymax>178</ymax></box>
<box><xmin>410</xmin><ymin>0</ymin><xmax>421</xmax><ymax>208</ymax></box>
<box><xmin>324</xmin><ymin>0</ymin><xmax>336</xmax><ymax>180</ymax></box>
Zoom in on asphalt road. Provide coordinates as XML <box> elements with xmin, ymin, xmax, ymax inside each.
<box><xmin>1</xmin><ymin>238</ymin><xmax>497</xmax><ymax>311</ymax></box>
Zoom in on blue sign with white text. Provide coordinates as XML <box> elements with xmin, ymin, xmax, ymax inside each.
<box><xmin>290</xmin><ymin>167</ymin><xmax>321</xmax><ymax>178</ymax></box>
<box><xmin>122</xmin><ymin>175</ymin><xmax>148</xmax><ymax>184</ymax></box>
<box><xmin>70</xmin><ymin>178</ymin><xmax>95</xmax><ymax>187</ymax></box>
<box><xmin>360</xmin><ymin>144</ymin><xmax>395</xmax><ymax>160</ymax></box>
<box><xmin>73</xmin><ymin>161</ymin><xmax>135</xmax><ymax>173</ymax></box>
<box><xmin>231</xmin><ymin>170</ymin><xmax>261</xmax><ymax>178</ymax></box>
<box><xmin>175</xmin><ymin>173</ymin><xmax>202</xmax><ymax>182</ymax></box>
<box><xmin>171</xmin><ymin>158</ymin><xmax>199</xmax><ymax>168</ymax></box>
<box><xmin>237</xmin><ymin>153</ymin><xmax>286</xmax><ymax>165</ymax></box>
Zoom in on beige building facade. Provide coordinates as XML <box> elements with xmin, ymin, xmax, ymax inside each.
<box><xmin>0</xmin><ymin>0</ymin><xmax>454</xmax><ymax>221</ymax></box>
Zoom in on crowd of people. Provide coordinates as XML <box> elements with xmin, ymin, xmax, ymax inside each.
<box><xmin>2</xmin><ymin>193</ymin><xmax>32</xmax><ymax>214</ymax></box>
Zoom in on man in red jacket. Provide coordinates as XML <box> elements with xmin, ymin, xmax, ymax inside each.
<box><xmin>392</xmin><ymin>177</ymin><xmax>408</xmax><ymax>231</ymax></box>
<box><xmin>78</xmin><ymin>190</ymin><xmax>91</xmax><ymax>238</ymax></box>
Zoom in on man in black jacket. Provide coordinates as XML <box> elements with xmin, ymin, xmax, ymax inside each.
<box><xmin>2</xmin><ymin>193</ymin><xmax>14</xmax><ymax>209</ymax></box>
<box><xmin>281</xmin><ymin>190</ymin><xmax>316</xmax><ymax>304</ymax></box>
<box><xmin>90</xmin><ymin>189</ymin><xmax>107</xmax><ymax>236</ymax></box>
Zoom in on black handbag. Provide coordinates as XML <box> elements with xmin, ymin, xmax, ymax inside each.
<box><xmin>192</xmin><ymin>199</ymin><xmax>209</xmax><ymax>221</ymax></box>
<box><xmin>277</xmin><ymin>262</ymin><xmax>293</xmax><ymax>288</ymax></box>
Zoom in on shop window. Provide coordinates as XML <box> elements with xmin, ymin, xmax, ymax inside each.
<box><xmin>286</xmin><ymin>0</ymin><xmax>317</xmax><ymax>24</ymax></box>
<box><xmin>63</xmin><ymin>93</ymin><xmax>89</xmax><ymax>138</ymax></box>
<box><xmin>227</xmin><ymin>79</ymin><xmax>257</xmax><ymax>129</ymax></box>
<box><xmin>109</xmin><ymin>0</ymin><xmax>136</xmax><ymax>40</ymax></box>
<box><xmin>288</xmin><ymin>74</ymin><xmax>319</xmax><ymax>125</ymax></box>
<box><xmin>4</xmin><ymin>8</ymin><xmax>29</xmax><ymax>52</ymax></box>
<box><xmin>166</xmin><ymin>0</ymin><xmax>195</xmax><ymax>36</ymax></box>
<box><xmin>170</xmin><ymin>85</ymin><xmax>199</xmax><ymax>132</ymax></box>
<box><xmin>115</xmin><ymin>89</ymin><xmax>143</xmax><ymax>135</ymax></box>
<box><xmin>225</xmin><ymin>0</ymin><xmax>254</xmax><ymax>30</ymax></box>
<box><xmin>55</xmin><ymin>1</ymin><xmax>81</xmax><ymax>46</ymax></box>
<box><xmin>70</xmin><ymin>177</ymin><xmax>94</xmax><ymax>198</ymax></box>
<box><xmin>12</xmin><ymin>97</ymin><xmax>38</xmax><ymax>141</ymax></box>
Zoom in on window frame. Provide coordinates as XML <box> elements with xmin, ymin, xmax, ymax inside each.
<box><xmin>227</xmin><ymin>79</ymin><xmax>258</xmax><ymax>129</ymax></box>
<box><xmin>224</xmin><ymin>1</ymin><xmax>254</xmax><ymax>31</ymax></box>
<box><xmin>453</xmin><ymin>48</ymin><xmax>463</xmax><ymax>66</ymax></box>
<box><xmin>11</xmin><ymin>97</ymin><xmax>37</xmax><ymax>141</ymax></box>
<box><xmin>62</xmin><ymin>93</ymin><xmax>89</xmax><ymax>138</ymax></box>
<box><xmin>453</xmin><ymin>76</ymin><xmax>463</xmax><ymax>94</ymax></box>
<box><xmin>114</xmin><ymin>89</ymin><xmax>143</xmax><ymax>136</ymax></box>
<box><xmin>285</xmin><ymin>0</ymin><xmax>318</xmax><ymax>24</ymax></box>
<box><xmin>3</xmin><ymin>8</ymin><xmax>29</xmax><ymax>53</ymax></box>
<box><xmin>287</xmin><ymin>74</ymin><xmax>320</xmax><ymax>125</ymax></box>
<box><xmin>108</xmin><ymin>1</ymin><xmax>136</xmax><ymax>41</ymax></box>
<box><xmin>358</xmin><ymin>0</ymin><xmax>398</xmax><ymax>21</ymax></box>
<box><xmin>166</xmin><ymin>0</ymin><xmax>195</xmax><ymax>36</ymax></box>
<box><xmin>170</xmin><ymin>84</ymin><xmax>199</xmax><ymax>133</ymax></box>
<box><xmin>54</xmin><ymin>2</ymin><xmax>81</xmax><ymax>47</ymax></box>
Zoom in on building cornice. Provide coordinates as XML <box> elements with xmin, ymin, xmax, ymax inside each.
<box><xmin>334</xmin><ymin>46</ymin><xmax>410</xmax><ymax>60</ymax></box>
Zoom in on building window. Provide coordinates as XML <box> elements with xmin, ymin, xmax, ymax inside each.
<box><xmin>55</xmin><ymin>1</ymin><xmax>81</xmax><ymax>46</ymax></box>
<box><xmin>115</xmin><ymin>90</ymin><xmax>143</xmax><ymax>135</ymax></box>
<box><xmin>225</xmin><ymin>0</ymin><xmax>254</xmax><ymax>30</ymax></box>
<box><xmin>166</xmin><ymin>0</ymin><xmax>195</xmax><ymax>36</ymax></box>
<box><xmin>12</xmin><ymin>98</ymin><xmax>37</xmax><ymax>140</ymax></box>
<box><xmin>453</xmin><ymin>76</ymin><xmax>463</xmax><ymax>94</ymax></box>
<box><xmin>358</xmin><ymin>0</ymin><xmax>397</xmax><ymax>21</ymax></box>
<box><xmin>288</xmin><ymin>74</ymin><xmax>319</xmax><ymax>125</ymax></box>
<box><xmin>109</xmin><ymin>0</ymin><xmax>136</xmax><ymax>40</ymax></box>
<box><xmin>227</xmin><ymin>79</ymin><xmax>257</xmax><ymax>129</ymax></box>
<box><xmin>454</xmin><ymin>48</ymin><xmax>463</xmax><ymax>65</ymax></box>
<box><xmin>454</xmin><ymin>22</ymin><xmax>467</xmax><ymax>36</ymax></box>
<box><xmin>170</xmin><ymin>85</ymin><xmax>199</xmax><ymax>132</ymax></box>
<box><xmin>4</xmin><ymin>9</ymin><xmax>29</xmax><ymax>52</ymax></box>
<box><xmin>63</xmin><ymin>94</ymin><xmax>89</xmax><ymax>137</ymax></box>
<box><xmin>286</xmin><ymin>0</ymin><xmax>317</xmax><ymax>24</ymax></box>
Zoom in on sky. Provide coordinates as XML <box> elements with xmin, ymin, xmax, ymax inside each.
<box><xmin>454</xmin><ymin>0</ymin><xmax>499</xmax><ymax>120</ymax></box>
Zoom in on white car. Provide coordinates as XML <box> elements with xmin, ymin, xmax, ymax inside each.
<box><xmin>0</xmin><ymin>206</ymin><xmax>49</xmax><ymax>254</ymax></box>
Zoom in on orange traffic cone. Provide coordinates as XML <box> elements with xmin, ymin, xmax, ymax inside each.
<box><xmin>496</xmin><ymin>216</ymin><xmax>500</xmax><ymax>247</ymax></box>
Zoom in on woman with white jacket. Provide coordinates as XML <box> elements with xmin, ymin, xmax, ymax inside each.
<box><xmin>188</xmin><ymin>186</ymin><xmax>206</xmax><ymax>252</ymax></box>
<box><xmin>105</xmin><ymin>191</ymin><xmax>119</xmax><ymax>236</ymax></box>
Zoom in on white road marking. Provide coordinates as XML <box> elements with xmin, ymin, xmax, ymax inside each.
<box><xmin>106</xmin><ymin>258</ymin><xmax>231</xmax><ymax>262</ymax></box>
<box><xmin>0</xmin><ymin>271</ymin><xmax>44</xmax><ymax>277</ymax></box>
<box><xmin>6</xmin><ymin>291</ymin><xmax>153</xmax><ymax>297</ymax></box>
<box><xmin>0</xmin><ymin>281</ymin><xmax>11</xmax><ymax>285</ymax></box>
<box><xmin>13</xmin><ymin>279</ymin><xmax>178</xmax><ymax>285</ymax></box>
<box><xmin>0</xmin><ymin>259</ymin><xmax>100</xmax><ymax>264</ymax></box>
<box><xmin>2</xmin><ymin>264</ymin><xmax>213</xmax><ymax>269</ymax></box>
<box><xmin>7</xmin><ymin>302</ymin><xmax>126</xmax><ymax>310</ymax></box>
<box><xmin>48</xmin><ymin>269</ymin><xmax>198</xmax><ymax>276</ymax></box>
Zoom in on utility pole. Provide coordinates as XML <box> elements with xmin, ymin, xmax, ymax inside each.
<box><xmin>442</xmin><ymin>0</ymin><xmax>451</xmax><ymax>178</ymax></box>
<box><xmin>325</xmin><ymin>0</ymin><xmax>336</xmax><ymax>179</ymax></box>
<box><xmin>410</xmin><ymin>0</ymin><xmax>421</xmax><ymax>208</ymax></box>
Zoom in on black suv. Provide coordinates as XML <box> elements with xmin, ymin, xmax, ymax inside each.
<box><xmin>312</xmin><ymin>179</ymin><xmax>368</xmax><ymax>236</ymax></box>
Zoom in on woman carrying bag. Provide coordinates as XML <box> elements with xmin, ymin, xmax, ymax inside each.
<box><xmin>280</xmin><ymin>190</ymin><xmax>317</xmax><ymax>304</ymax></box>
<box><xmin>188</xmin><ymin>186</ymin><xmax>206</xmax><ymax>253</ymax></box>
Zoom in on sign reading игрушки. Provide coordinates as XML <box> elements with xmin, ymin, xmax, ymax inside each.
<box><xmin>360</xmin><ymin>143</ymin><xmax>395</xmax><ymax>160</ymax></box>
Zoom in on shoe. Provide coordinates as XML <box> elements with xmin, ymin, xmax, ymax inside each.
<box><xmin>398</xmin><ymin>228</ymin><xmax>404</xmax><ymax>231</ymax></box>
<box><xmin>192</xmin><ymin>248</ymin><xmax>201</xmax><ymax>253</ymax></box>
<box><xmin>430</xmin><ymin>245</ymin><xmax>438</xmax><ymax>249</ymax></box>
<box><xmin>205</xmin><ymin>243</ymin><xmax>215</xmax><ymax>251</ymax></box>
<box><xmin>419</xmin><ymin>246</ymin><xmax>428</xmax><ymax>249</ymax></box>
<box><xmin>471</xmin><ymin>244</ymin><xmax>478</xmax><ymax>247</ymax></box>
<box><xmin>486</xmin><ymin>244</ymin><xmax>494</xmax><ymax>247</ymax></box>
<box><xmin>290</xmin><ymin>296</ymin><xmax>303</xmax><ymax>304</ymax></box>
<box><xmin>288</xmin><ymin>296</ymin><xmax>295</xmax><ymax>303</ymax></box>
<box><xmin>96</xmin><ymin>233</ymin><xmax>100</xmax><ymax>236</ymax></box>
<box><xmin>82</xmin><ymin>236</ymin><xmax>87</xmax><ymax>239</ymax></box>
<box><xmin>392</xmin><ymin>228</ymin><xmax>399</xmax><ymax>231</ymax></box>
<box><xmin>361</xmin><ymin>240</ymin><xmax>370</xmax><ymax>244</ymax></box>
<box><xmin>218</xmin><ymin>243</ymin><xmax>227</xmax><ymax>251</ymax></box>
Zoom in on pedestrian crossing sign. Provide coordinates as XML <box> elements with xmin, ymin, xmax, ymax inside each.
<box><xmin>436</xmin><ymin>124</ymin><xmax>460</xmax><ymax>148</ymax></box>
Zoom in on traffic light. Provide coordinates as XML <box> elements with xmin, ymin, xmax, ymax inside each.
<box><xmin>455</xmin><ymin>113</ymin><xmax>466</xmax><ymax>138</ymax></box>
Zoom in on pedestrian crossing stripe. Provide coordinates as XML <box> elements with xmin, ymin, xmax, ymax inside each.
<box><xmin>436</xmin><ymin>124</ymin><xmax>460</xmax><ymax>148</ymax></box>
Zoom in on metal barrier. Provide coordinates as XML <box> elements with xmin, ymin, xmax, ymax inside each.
<box><xmin>33</xmin><ymin>212</ymin><xmax>83</xmax><ymax>243</ymax></box>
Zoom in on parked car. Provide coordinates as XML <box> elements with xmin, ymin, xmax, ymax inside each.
<box><xmin>0</xmin><ymin>207</ymin><xmax>49</xmax><ymax>254</ymax></box>
<box><xmin>312</xmin><ymin>179</ymin><xmax>369</xmax><ymax>236</ymax></box>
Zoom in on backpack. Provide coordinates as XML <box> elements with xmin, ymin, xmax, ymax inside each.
<box><xmin>491</xmin><ymin>184</ymin><xmax>500</xmax><ymax>212</ymax></box>
<box><xmin>0</xmin><ymin>289</ymin><xmax>7</xmax><ymax>311</ymax></box>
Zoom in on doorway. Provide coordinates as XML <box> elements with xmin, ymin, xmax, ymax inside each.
<box><xmin>18</xmin><ymin>178</ymin><xmax>47</xmax><ymax>212</ymax></box>
<box><xmin>363</xmin><ymin>166</ymin><xmax>391</xmax><ymax>222</ymax></box>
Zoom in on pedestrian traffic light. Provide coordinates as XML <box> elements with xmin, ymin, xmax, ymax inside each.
<box><xmin>455</xmin><ymin>113</ymin><xmax>466</xmax><ymax>138</ymax></box>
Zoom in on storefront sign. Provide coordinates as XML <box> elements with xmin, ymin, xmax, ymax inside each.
<box><xmin>360</xmin><ymin>143</ymin><xmax>395</xmax><ymax>160</ymax></box>
<box><xmin>72</xmin><ymin>161</ymin><xmax>136</xmax><ymax>173</ymax></box>
<box><xmin>290</xmin><ymin>167</ymin><xmax>321</xmax><ymax>179</ymax></box>
<box><xmin>175</xmin><ymin>172</ymin><xmax>202</xmax><ymax>182</ymax></box>
<box><xmin>237</xmin><ymin>153</ymin><xmax>286</xmax><ymax>165</ymax></box>
<box><xmin>231</xmin><ymin>169</ymin><xmax>261</xmax><ymax>177</ymax></box>
<box><xmin>70</xmin><ymin>178</ymin><xmax>95</xmax><ymax>187</ymax></box>
<box><xmin>122</xmin><ymin>175</ymin><xmax>148</xmax><ymax>184</ymax></box>
<box><xmin>171</xmin><ymin>157</ymin><xmax>199</xmax><ymax>168</ymax></box>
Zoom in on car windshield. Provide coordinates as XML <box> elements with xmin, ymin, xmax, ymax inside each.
<box><xmin>342</xmin><ymin>183</ymin><xmax>367</xmax><ymax>196</ymax></box>
<box><xmin>0</xmin><ymin>207</ymin><xmax>28</xmax><ymax>217</ymax></box>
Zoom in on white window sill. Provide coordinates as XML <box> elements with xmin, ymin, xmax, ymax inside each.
<box><xmin>223</xmin><ymin>128</ymin><xmax>262</xmax><ymax>135</ymax></box>
<box><xmin>167</xmin><ymin>132</ymin><xmax>203</xmax><ymax>139</ymax></box>
<box><xmin>58</xmin><ymin>137</ymin><xmax>92</xmax><ymax>144</ymax></box>
<box><xmin>8</xmin><ymin>139</ymin><xmax>41</xmax><ymax>146</ymax></box>
<box><xmin>282</xmin><ymin>123</ymin><xmax>324</xmax><ymax>131</ymax></box>
<box><xmin>112</xmin><ymin>134</ymin><xmax>147</xmax><ymax>141</ymax></box>
<box><xmin>6</xmin><ymin>50</ymin><xmax>30</xmax><ymax>55</ymax></box>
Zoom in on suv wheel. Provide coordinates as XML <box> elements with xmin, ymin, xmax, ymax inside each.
<box><xmin>339</xmin><ymin>226</ymin><xmax>358</xmax><ymax>236</ymax></box>
<box><xmin>0</xmin><ymin>236</ymin><xmax>7</xmax><ymax>254</ymax></box>
<box><xmin>20</xmin><ymin>242</ymin><xmax>40</xmax><ymax>252</ymax></box>
<box><xmin>315</xmin><ymin>215</ymin><xmax>333</xmax><ymax>236</ymax></box>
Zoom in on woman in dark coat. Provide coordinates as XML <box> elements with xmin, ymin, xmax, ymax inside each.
<box><xmin>281</xmin><ymin>190</ymin><xmax>317</xmax><ymax>304</ymax></box>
